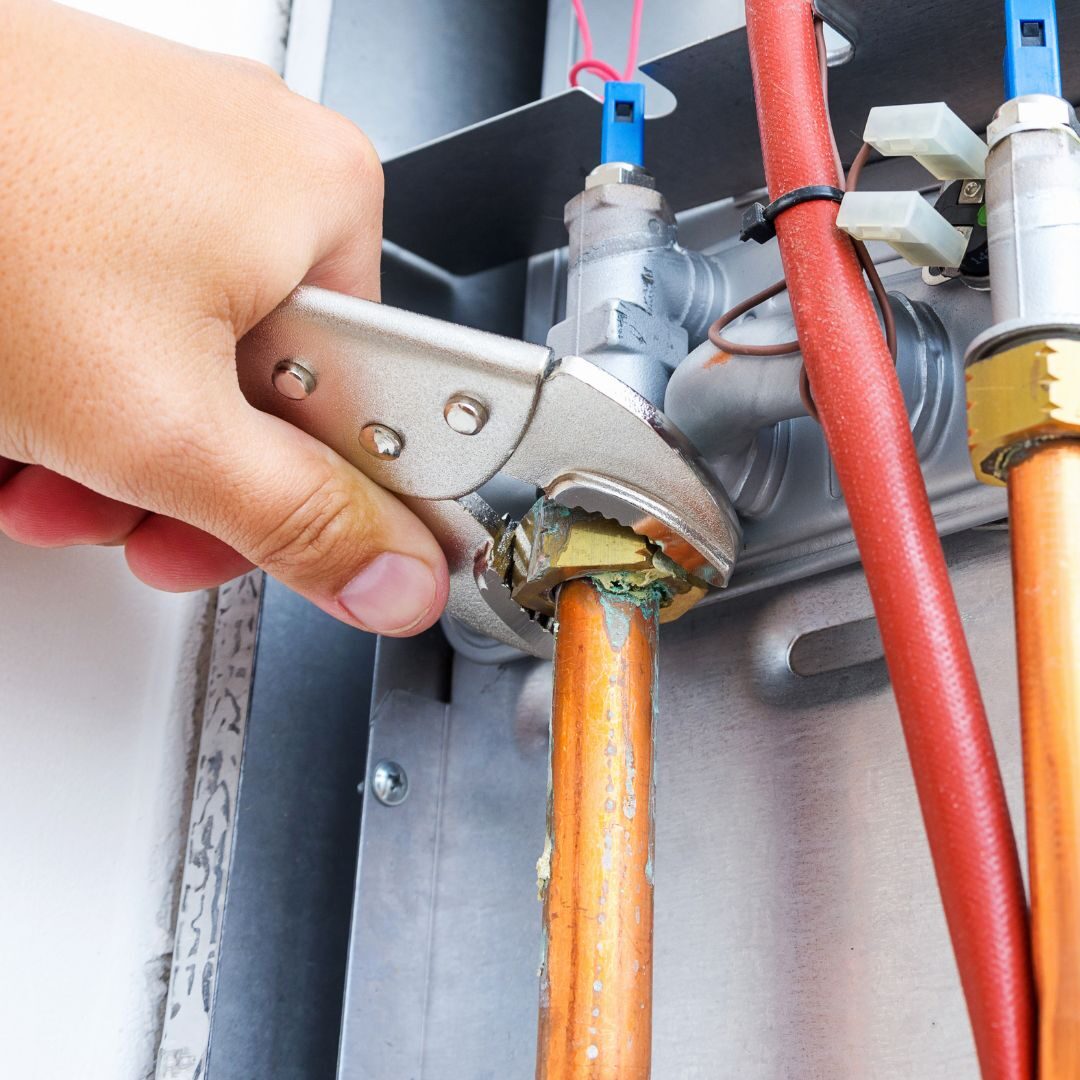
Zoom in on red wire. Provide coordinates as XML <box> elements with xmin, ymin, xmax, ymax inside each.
<box><xmin>569</xmin><ymin>0</ymin><xmax>645</xmax><ymax>87</ymax></box>
<box><xmin>744</xmin><ymin>2</ymin><xmax>1035</xmax><ymax>1076</ymax></box>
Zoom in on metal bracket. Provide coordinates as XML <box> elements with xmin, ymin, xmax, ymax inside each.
<box><xmin>236</xmin><ymin>288</ymin><xmax>741</xmax><ymax>658</ymax></box>
<box><xmin>812</xmin><ymin>0</ymin><xmax>862</xmax><ymax>50</ymax></box>
<box><xmin>378</xmin><ymin>0</ymin><xmax>1080</xmax><ymax>274</ymax></box>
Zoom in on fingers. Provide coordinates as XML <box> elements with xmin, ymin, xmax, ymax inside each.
<box><xmin>0</xmin><ymin>458</ymin><xmax>24</xmax><ymax>486</ymax></box>
<box><xmin>125</xmin><ymin>517</ymin><xmax>253</xmax><ymax>591</ymax></box>
<box><xmin>0</xmin><ymin>465</ymin><xmax>146</xmax><ymax>547</ymax></box>
<box><xmin>130</xmin><ymin>400</ymin><xmax>449</xmax><ymax>636</ymax></box>
<box><xmin>0</xmin><ymin>461</ymin><xmax>254</xmax><ymax>591</ymax></box>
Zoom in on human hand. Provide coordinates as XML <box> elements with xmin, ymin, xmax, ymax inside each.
<box><xmin>0</xmin><ymin>0</ymin><xmax>449</xmax><ymax>636</ymax></box>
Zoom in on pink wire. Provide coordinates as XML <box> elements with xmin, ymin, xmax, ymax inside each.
<box><xmin>571</xmin><ymin>0</ymin><xmax>595</xmax><ymax>59</ymax></box>
<box><xmin>569</xmin><ymin>58</ymin><xmax>625</xmax><ymax>85</ymax></box>
<box><xmin>623</xmin><ymin>0</ymin><xmax>644</xmax><ymax>79</ymax></box>
<box><xmin>569</xmin><ymin>0</ymin><xmax>645</xmax><ymax>87</ymax></box>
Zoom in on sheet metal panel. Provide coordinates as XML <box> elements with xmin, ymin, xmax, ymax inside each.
<box><xmin>338</xmin><ymin>529</ymin><xmax>1023</xmax><ymax>1078</ymax></box>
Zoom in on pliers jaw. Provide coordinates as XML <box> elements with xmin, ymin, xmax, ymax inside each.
<box><xmin>237</xmin><ymin>287</ymin><xmax>741</xmax><ymax>657</ymax></box>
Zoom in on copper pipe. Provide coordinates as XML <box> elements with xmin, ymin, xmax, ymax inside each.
<box><xmin>537</xmin><ymin>577</ymin><xmax>658</xmax><ymax>1080</ymax></box>
<box><xmin>1009</xmin><ymin>442</ymin><xmax>1080</xmax><ymax>1078</ymax></box>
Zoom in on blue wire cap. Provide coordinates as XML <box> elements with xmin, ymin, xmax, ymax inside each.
<box><xmin>1004</xmin><ymin>0</ymin><xmax>1062</xmax><ymax>98</ymax></box>
<box><xmin>600</xmin><ymin>81</ymin><xmax>645</xmax><ymax>167</ymax></box>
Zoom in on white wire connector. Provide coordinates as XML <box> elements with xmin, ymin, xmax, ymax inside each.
<box><xmin>863</xmin><ymin>102</ymin><xmax>988</xmax><ymax>180</ymax></box>
<box><xmin>837</xmin><ymin>191</ymin><xmax>969</xmax><ymax>267</ymax></box>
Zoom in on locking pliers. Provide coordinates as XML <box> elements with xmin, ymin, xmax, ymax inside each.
<box><xmin>236</xmin><ymin>287</ymin><xmax>740</xmax><ymax>658</ymax></box>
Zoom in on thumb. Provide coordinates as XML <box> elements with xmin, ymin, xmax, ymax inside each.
<box><xmin>135</xmin><ymin>396</ymin><xmax>449</xmax><ymax>637</ymax></box>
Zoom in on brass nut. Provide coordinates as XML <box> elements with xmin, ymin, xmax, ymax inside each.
<box><xmin>510</xmin><ymin>499</ymin><xmax>707</xmax><ymax>624</ymax></box>
<box><xmin>967</xmin><ymin>338</ymin><xmax>1080</xmax><ymax>485</ymax></box>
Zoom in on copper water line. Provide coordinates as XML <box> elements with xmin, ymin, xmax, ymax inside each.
<box><xmin>536</xmin><ymin>577</ymin><xmax>658</xmax><ymax>1080</ymax></box>
<box><xmin>1009</xmin><ymin>442</ymin><xmax>1080</xmax><ymax>1078</ymax></box>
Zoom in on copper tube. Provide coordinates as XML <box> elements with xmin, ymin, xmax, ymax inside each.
<box><xmin>1009</xmin><ymin>442</ymin><xmax>1080</xmax><ymax>1078</ymax></box>
<box><xmin>536</xmin><ymin>577</ymin><xmax>659</xmax><ymax>1080</ymax></box>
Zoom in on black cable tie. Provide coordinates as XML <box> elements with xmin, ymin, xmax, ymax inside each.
<box><xmin>739</xmin><ymin>185</ymin><xmax>846</xmax><ymax>244</ymax></box>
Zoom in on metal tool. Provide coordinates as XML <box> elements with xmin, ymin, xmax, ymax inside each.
<box><xmin>235</xmin><ymin>287</ymin><xmax>741</xmax><ymax>659</ymax></box>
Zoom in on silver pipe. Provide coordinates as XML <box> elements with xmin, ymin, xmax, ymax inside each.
<box><xmin>968</xmin><ymin>94</ymin><xmax>1080</xmax><ymax>361</ymax></box>
<box><xmin>546</xmin><ymin>167</ymin><xmax>728</xmax><ymax>408</ymax></box>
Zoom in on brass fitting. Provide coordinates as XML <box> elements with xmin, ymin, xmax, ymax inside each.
<box><xmin>510</xmin><ymin>499</ymin><xmax>707</xmax><ymax>624</ymax></box>
<box><xmin>967</xmin><ymin>337</ymin><xmax>1080</xmax><ymax>485</ymax></box>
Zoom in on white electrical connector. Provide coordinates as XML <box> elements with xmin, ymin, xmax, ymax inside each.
<box><xmin>863</xmin><ymin>102</ymin><xmax>988</xmax><ymax>180</ymax></box>
<box><xmin>836</xmin><ymin>191</ymin><xmax>969</xmax><ymax>267</ymax></box>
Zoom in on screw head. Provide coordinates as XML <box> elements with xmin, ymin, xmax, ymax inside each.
<box><xmin>444</xmin><ymin>395</ymin><xmax>488</xmax><ymax>436</ymax></box>
<box><xmin>272</xmin><ymin>359</ymin><xmax>317</xmax><ymax>400</ymax></box>
<box><xmin>371</xmin><ymin>760</ymin><xmax>408</xmax><ymax>806</ymax></box>
<box><xmin>962</xmin><ymin>180</ymin><xmax>983</xmax><ymax>198</ymax></box>
<box><xmin>360</xmin><ymin>423</ymin><xmax>403</xmax><ymax>459</ymax></box>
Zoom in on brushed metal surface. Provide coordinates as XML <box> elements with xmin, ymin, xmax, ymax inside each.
<box><xmin>546</xmin><ymin>176</ymin><xmax>727</xmax><ymax>408</ymax></box>
<box><xmin>338</xmin><ymin>677</ymin><xmax>553</xmax><ymax>1080</ymax></box>
<box><xmin>206</xmin><ymin>579</ymin><xmax>377</xmax><ymax>1080</ymax></box>
<box><xmin>684</xmin><ymin>269</ymin><xmax>1010</xmax><ymax>601</ymax></box>
<box><xmin>338</xmin><ymin>528</ymin><xmax>1024</xmax><ymax>1077</ymax></box>
<box><xmin>236</xmin><ymin>288</ymin><xmax>551</xmax><ymax>503</ymax></box>
<box><xmin>966</xmin><ymin>100</ymin><xmax>1080</xmax><ymax>361</ymax></box>
<box><xmin>237</xmin><ymin>291</ymin><xmax>740</xmax><ymax>581</ymax></box>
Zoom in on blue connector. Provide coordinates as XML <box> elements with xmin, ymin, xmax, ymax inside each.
<box><xmin>1004</xmin><ymin>0</ymin><xmax>1062</xmax><ymax>98</ymax></box>
<box><xmin>600</xmin><ymin>81</ymin><xmax>645</xmax><ymax>167</ymax></box>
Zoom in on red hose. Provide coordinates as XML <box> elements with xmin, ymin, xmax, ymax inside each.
<box><xmin>743</xmin><ymin>3</ymin><xmax>1034</xmax><ymax>1076</ymax></box>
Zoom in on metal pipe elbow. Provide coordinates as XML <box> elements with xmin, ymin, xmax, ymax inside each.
<box><xmin>665</xmin><ymin>313</ymin><xmax>806</xmax><ymax>460</ymax></box>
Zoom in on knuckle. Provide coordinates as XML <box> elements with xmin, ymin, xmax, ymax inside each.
<box><xmin>318</xmin><ymin>111</ymin><xmax>384</xmax><ymax>200</ymax></box>
<box><xmin>0</xmin><ymin>417</ymin><xmax>37</xmax><ymax>466</ymax></box>
<box><xmin>227</xmin><ymin>54</ymin><xmax>285</xmax><ymax>87</ymax></box>
<box><xmin>250</xmin><ymin>476</ymin><xmax>371</xmax><ymax>581</ymax></box>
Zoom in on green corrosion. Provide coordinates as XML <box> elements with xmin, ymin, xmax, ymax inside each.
<box><xmin>589</xmin><ymin>573</ymin><xmax>665</xmax><ymax>649</ymax></box>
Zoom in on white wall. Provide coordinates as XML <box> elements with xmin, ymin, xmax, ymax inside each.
<box><xmin>0</xmin><ymin>4</ymin><xmax>288</xmax><ymax>1079</ymax></box>
<box><xmin>0</xmin><ymin>541</ymin><xmax>213</xmax><ymax>1080</ymax></box>
<box><xmin>67</xmin><ymin>0</ymin><xmax>289</xmax><ymax>65</ymax></box>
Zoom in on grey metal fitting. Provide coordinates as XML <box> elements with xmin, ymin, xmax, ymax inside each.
<box><xmin>986</xmin><ymin>93</ymin><xmax>1080</xmax><ymax>148</ymax></box>
<box><xmin>666</xmin><ymin>285</ymin><xmax>957</xmax><ymax>517</ymax></box>
<box><xmin>967</xmin><ymin>95</ymin><xmax>1080</xmax><ymax>363</ymax></box>
<box><xmin>547</xmin><ymin>177</ymin><xmax>727</xmax><ymax>408</ymax></box>
<box><xmin>665</xmin><ymin>292</ymin><xmax>804</xmax><ymax>519</ymax></box>
<box><xmin>668</xmin><ymin>337</ymin><xmax>806</xmax><ymax>459</ymax></box>
<box><xmin>584</xmin><ymin>161</ymin><xmax>656</xmax><ymax>191</ymax></box>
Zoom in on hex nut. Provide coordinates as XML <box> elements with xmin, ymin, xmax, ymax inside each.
<box><xmin>511</xmin><ymin>499</ymin><xmax>706</xmax><ymax>624</ymax></box>
<box><xmin>988</xmin><ymin>94</ymin><xmax>1080</xmax><ymax>149</ymax></box>
<box><xmin>967</xmin><ymin>338</ymin><xmax>1080</xmax><ymax>484</ymax></box>
<box><xmin>584</xmin><ymin>161</ymin><xmax>656</xmax><ymax>191</ymax></box>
